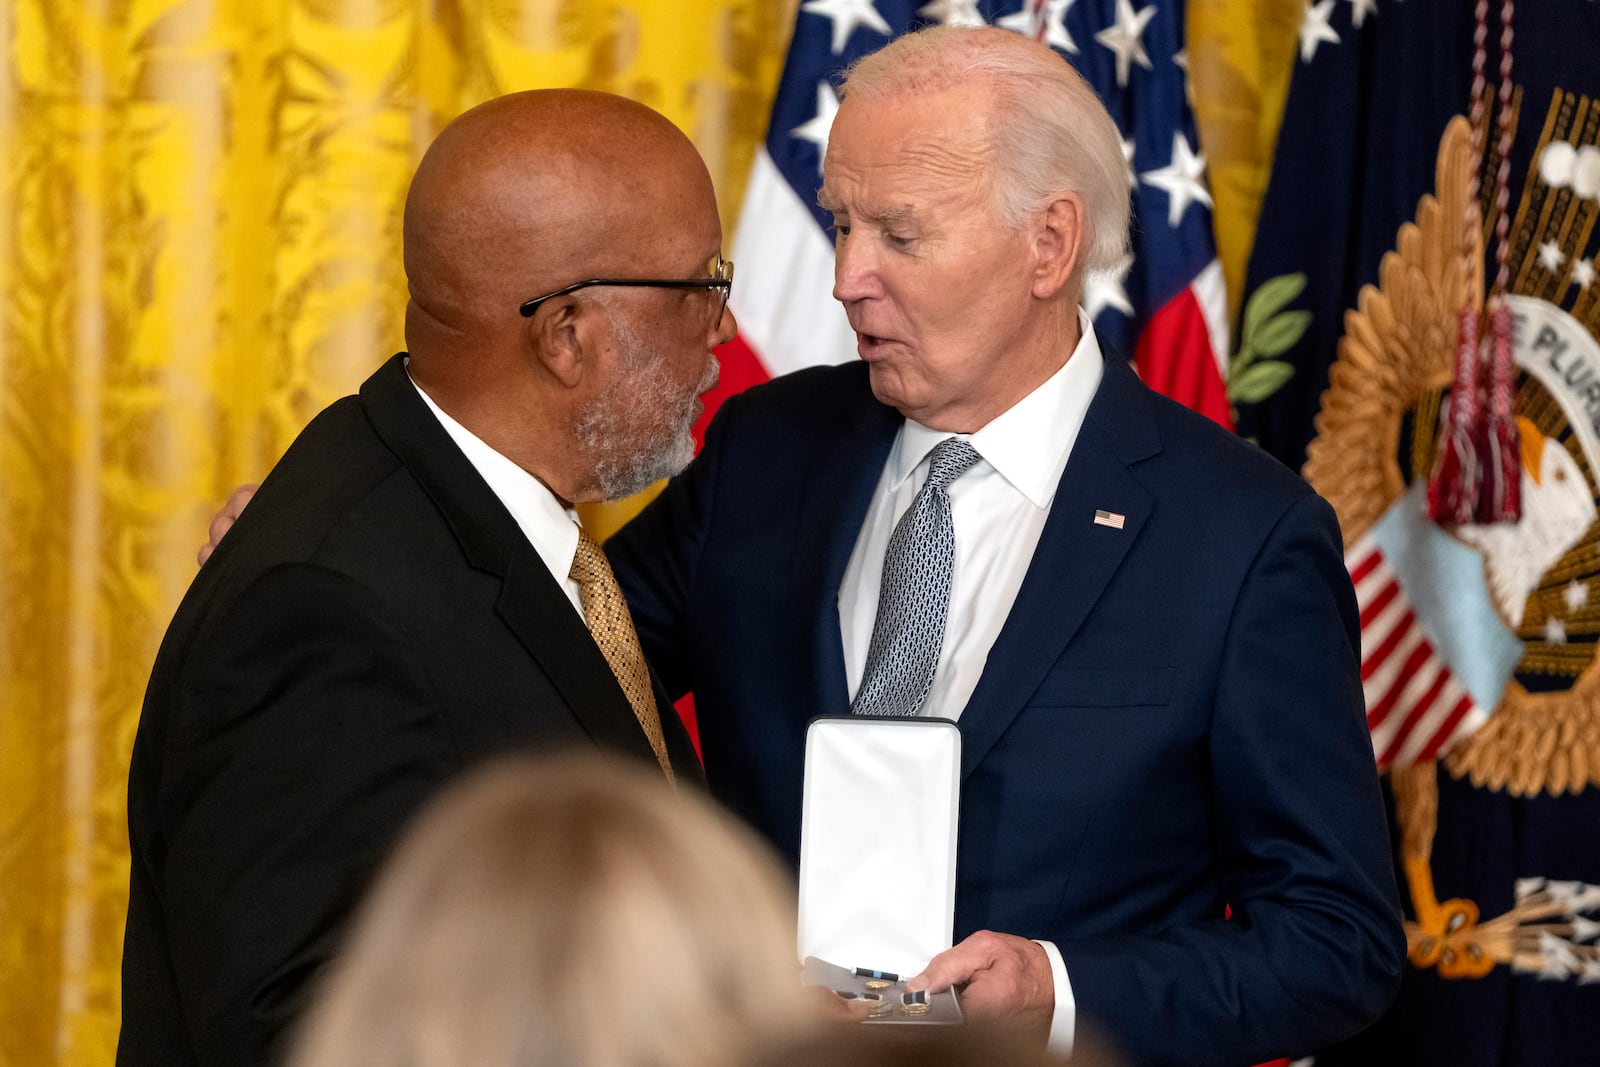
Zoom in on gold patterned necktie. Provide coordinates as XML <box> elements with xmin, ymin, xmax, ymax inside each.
<box><xmin>569</xmin><ymin>527</ymin><xmax>674</xmax><ymax>783</ymax></box>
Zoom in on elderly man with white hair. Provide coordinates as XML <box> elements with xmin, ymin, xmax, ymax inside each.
<box><xmin>609</xmin><ymin>25</ymin><xmax>1404</xmax><ymax>1067</ymax></box>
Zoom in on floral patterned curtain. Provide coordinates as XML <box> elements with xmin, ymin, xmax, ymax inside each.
<box><xmin>0</xmin><ymin>3</ymin><xmax>791</xmax><ymax>1061</ymax></box>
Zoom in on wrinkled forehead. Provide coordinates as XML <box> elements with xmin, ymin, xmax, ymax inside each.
<box><xmin>820</xmin><ymin>93</ymin><xmax>995</xmax><ymax>215</ymax></box>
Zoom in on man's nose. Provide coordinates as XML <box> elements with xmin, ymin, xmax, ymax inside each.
<box><xmin>832</xmin><ymin>238</ymin><xmax>880</xmax><ymax>304</ymax></box>
<box><xmin>711</xmin><ymin>303</ymin><xmax>738</xmax><ymax>346</ymax></box>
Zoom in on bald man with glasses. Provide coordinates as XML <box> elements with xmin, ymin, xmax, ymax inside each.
<box><xmin>119</xmin><ymin>89</ymin><xmax>725</xmax><ymax>1067</ymax></box>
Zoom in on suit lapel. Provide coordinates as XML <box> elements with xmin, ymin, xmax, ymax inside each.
<box><xmin>492</xmin><ymin>554</ymin><xmax>667</xmax><ymax>767</ymax></box>
<box><xmin>957</xmin><ymin>356</ymin><xmax>1162</xmax><ymax>780</ymax></box>
<box><xmin>791</xmin><ymin>372</ymin><xmax>901</xmax><ymax>718</ymax></box>
<box><xmin>358</xmin><ymin>355</ymin><xmax>665</xmax><ymax>769</ymax></box>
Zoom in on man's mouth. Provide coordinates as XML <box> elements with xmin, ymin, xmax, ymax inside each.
<box><xmin>858</xmin><ymin>333</ymin><xmax>892</xmax><ymax>356</ymax></box>
<box><xmin>697</xmin><ymin>354</ymin><xmax>722</xmax><ymax>395</ymax></box>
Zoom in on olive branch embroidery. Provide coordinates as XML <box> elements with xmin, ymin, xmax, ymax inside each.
<box><xmin>1228</xmin><ymin>271</ymin><xmax>1311</xmax><ymax>407</ymax></box>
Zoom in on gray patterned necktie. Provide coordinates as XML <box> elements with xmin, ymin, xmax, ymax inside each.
<box><xmin>851</xmin><ymin>437</ymin><xmax>983</xmax><ymax>718</ymax></box>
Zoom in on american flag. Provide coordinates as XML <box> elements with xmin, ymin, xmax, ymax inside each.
<box><xmin>1347</xmin><ymin>532</ymin><xmax>1490</xmax><ymax>769</ymax></box>
<box><xmin>1338</xmin><ymin>480</ymin><xmax>1524</xmax><ymax>773</ymax></box>
<box><xmin>700</xmin><ymin>0</ymin><xmax>1232</xmax><ymax>435</ymax></box>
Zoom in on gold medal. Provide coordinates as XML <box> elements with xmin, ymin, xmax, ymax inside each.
<box><xmin>900</xmin><ymin>990</ymin><xmax>931</xmax><ymax>1016</ymax></box>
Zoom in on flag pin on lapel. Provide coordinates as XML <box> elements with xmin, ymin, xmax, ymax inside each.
<box><xmin>1094</xmin><ymin>509</ymin><xmax>1126</xmax><ymax>530</ymax></box>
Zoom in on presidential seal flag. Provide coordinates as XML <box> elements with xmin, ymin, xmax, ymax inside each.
<box><xmin>1243</xmin><ymin>1</ymin><xmax>1600</xmax><ymax>1062</ymax></box>
<box><xmin>706</xmin><ymin>0</ymin><xmax>1230</xmax><ymax>431</ymax></box>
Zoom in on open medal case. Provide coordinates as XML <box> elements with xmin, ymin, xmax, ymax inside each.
<box><xmin>797</xmin><ymin>715</ymin><xmax>964</xmax><ymax>1024</ymax></box>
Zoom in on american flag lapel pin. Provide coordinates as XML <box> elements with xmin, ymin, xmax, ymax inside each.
<box><xmin>1093</xmin><ymin>509</ymin><xmax>1126</xmax><ymax>530</ymax></box>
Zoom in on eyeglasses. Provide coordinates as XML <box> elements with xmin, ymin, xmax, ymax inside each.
<box><xmin>518</xmin><ymin>254</ymin><xmax>734</xmax><ymax>322</ymax></box>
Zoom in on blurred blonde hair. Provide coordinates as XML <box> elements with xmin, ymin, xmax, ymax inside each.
<box><xmin>747</xmin><ymin>1020</ymin><xmax>1128</xmax><ymax>1067</ymax></box>
<box><xmin>288</xmin><ymin>754</ymin><xmax>803</xmax><ymax>1067</ymax></box>
<box><xmin>840</xmin><ymin>25</ymin><xmax>1130</xmax><ymax>275</ymax></box>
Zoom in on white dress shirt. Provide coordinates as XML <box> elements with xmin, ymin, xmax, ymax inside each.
<box><xmin>410</xmin><ymin>372</ymin><xmax>586</xmax><ymax>619</ymax></box>
<box><xmin>837</xmin><ymin>312</ymin><xmax>1105</xmax><ymax>1054</ymax></box>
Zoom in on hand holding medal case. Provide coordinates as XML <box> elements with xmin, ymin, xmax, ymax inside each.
<box><xmin>797</xmin><ymin>716</ymin><xmax>963</xmax><ymax>1024</ymax></box>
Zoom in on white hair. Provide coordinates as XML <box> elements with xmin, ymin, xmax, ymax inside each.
<box><xmin>839</xmin><ymin>25</ymin><xmax>1130</xmax><ymax>274</ymax></box>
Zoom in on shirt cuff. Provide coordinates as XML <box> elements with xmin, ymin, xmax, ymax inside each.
<box><xmin>1033</xmin><ymin>939</ymin><xmax>1076</xmax><ymax>1057</ymax></box>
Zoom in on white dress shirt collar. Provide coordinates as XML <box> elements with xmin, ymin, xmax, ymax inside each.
<box><xmin>407</xmin><ymin>370</ymin><xmax>583</xmax><ymax>613</ymax></box>
<box><xmin>888</xmin><ymin>309</ymin><xmax>1105</xmax><ymax>508</ymax></box>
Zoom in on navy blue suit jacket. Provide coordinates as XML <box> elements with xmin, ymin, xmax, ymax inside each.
<box><xmin>609</xmin><ymin>356</ymin><xmax>1404</xmax><ymax>1066</ymax></box>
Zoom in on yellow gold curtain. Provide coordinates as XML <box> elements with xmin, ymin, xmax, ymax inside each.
<box><xmin>0</xmin><ymin>3</ymin><xmax>793</xmax><ymax>1063</ymax></box>
<box><xmin>0</xmin><ymin>3</ymin><xmax>1290</xmax><ymax>1064</ymax></box>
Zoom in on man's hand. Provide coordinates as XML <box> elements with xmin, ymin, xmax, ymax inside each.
<box><xmin>907</xmin><ymin>930</ymin><xmax>1055</xmax><ymax>1033</ymax></box>
<box><xmin>806</xmin><ymin>984</ymin><xmax>874</xmax><ymax>1023</ymax></box>
<box><xmin>198</xmin><ymin>484</ymin><xmax>259</xmax><ymax>566</ymax></box>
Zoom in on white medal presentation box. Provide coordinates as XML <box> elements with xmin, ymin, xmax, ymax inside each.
<box><xmin>798</xmin><ymin>715</ymin><xmax>963</xmax><ymax>1024</ymax></box>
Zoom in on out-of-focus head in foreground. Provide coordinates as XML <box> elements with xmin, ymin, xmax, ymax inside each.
<box><xmin>289</xmin><ymin>753</ymin><xmax>804</xmax><ymax>1067</ymax></box>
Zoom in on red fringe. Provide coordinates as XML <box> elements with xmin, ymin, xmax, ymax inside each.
<box><xmin>1428</xmin><ymin>307</ymin><xmax>1482</xmax><ymax>525</ymax></box>
<box><xmin>1479</xmin><ymin>301</ymin><xmax>1522</xmax><ymax>523</ymax></box>
<box><xmin>1481</xmin><ymin>412</ymin><xmax>1520</xmax><ymax>522</ymax></box>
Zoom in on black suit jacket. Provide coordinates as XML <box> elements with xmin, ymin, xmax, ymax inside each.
<box><xmin>118</xmin><ymin>354</ymin><xmax>701</xmax><ymax>1066</ymax></box>
<box><xmin>609</xmin><ymin>357</ymin><xmax>1404</xmax><ymax>1067</ymax></box>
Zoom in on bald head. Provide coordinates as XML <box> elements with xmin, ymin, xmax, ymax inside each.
<box><xmin>403</xmin><ymin>89</ymin><xmax>717</xmax><ymax>344</ymax></box>
<box><xmin>398</xmin><ymin>90</ymin><xmax>728</xmax><ymax>505</ymax></box>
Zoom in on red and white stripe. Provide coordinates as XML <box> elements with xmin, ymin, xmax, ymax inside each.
<box><xmin>1134</xmin><ymin>259</ymin><xmax>1232</xmax><ymax>428</ymax></box>
<box><xmin>691</xmin><ymin>148</ymin><xmax>856</xmax><ymax>449</ymax></box>
<box><xmin>1347</xmin><ymin>533</ymin><xmax>1490</xmax><ymax>769</ymax></box>
<box><xmin>727</xmin><ymin>149</ymin><xmax>856</xmax><ymax>379</ymax></box>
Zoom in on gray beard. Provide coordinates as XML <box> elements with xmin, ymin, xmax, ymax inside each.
<box><xmin>574</xmin><ymin>319</ymin><xmax>716</xmax><ymax>502</ymax></box>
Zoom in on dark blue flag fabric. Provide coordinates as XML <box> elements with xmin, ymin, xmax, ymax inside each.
<box><xmin>728</xmin><ymin>0</ymin><xmax>1232</xmax><ymax>426</ymax></box>
<box><xmin>1241</xmin><ymin>3</ymin><xmax>1600</xmax><ymax>1064</ymax></box>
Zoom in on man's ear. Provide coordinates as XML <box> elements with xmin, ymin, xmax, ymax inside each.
<box><xmin>528</xmin><ymin>296</ymin><xmax>589</xmax><ymax>389</ymax></box>
<box><xmin>1030</xmin><ymin>194</ymin><xmax>1083</xmax><ymax>300</ymax></box>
